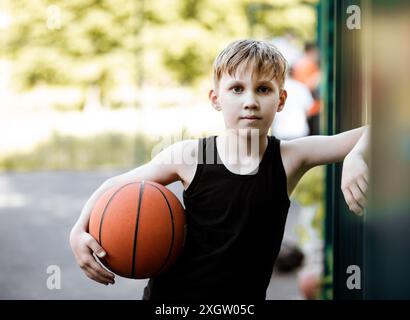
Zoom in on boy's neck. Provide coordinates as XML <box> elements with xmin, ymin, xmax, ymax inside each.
<box><xmin>219</xmin><ymin>130</ymin><xmax>268</xmax><ymax>159</ymax></box>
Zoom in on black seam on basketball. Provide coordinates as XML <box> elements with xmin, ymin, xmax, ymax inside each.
<box><xmin>131</xmin><ymin>180</ymin><xmax>144</xmax><ymax>278</ymax></box>
<box><xmin>145</xmin><ymin>181</ymin><xmax>175</xmax><ymax>275</ymax></box>
<box><xmin>98</xmin><ymin>182</ymin><xmax>142</xmax><ymax>247</ymax></box>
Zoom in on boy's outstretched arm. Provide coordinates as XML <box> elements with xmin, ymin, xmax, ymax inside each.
<box><xmin>291</xmin><ymin>125</ymin><xmax>369</xmax><ymax>215</ymax></box>
<box><xmin>294</xmin><ymin>126</ymin><xmax>368</xmax><ymax>169</ymax></box>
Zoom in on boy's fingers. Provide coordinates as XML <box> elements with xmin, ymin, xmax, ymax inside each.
<box><xmin>87</xmin><ymin>259</ymin><xmax>115</xmax><ymax>283</ymax></box>
<box><xmin>342</xmin><ymin>187</ymin><xmax>363</xmax><ymax>216</ymax></box>
<box><xmin>363</xmin><ymin>171</ymin><xmax>369</xmax><ymax>184</ymax></box>
<box><xmin>357</xmin><ymin>176</ymin><xmax>368</xmax><ymax>198</ymax></box>
<box><xmin>84</xmin><ymin>269</ymin><xmax>110</xmax><ymax>285</ymax></box>
<box><xmin>82</xmin><ymin>260</ymin><xmax>114</xmax><ymax>284</ymax></box>
<box><xmin>342</xmin><ymin>186</ymin><xmax>354</xmax><ymax>207</ymax></box>
<box><xmin>350</xmin><ymin>184</ymin><xmax>367</xmax><ymax>209</ymax></box>
<box><xmin>85</xmin><ymin>234</ymin><xmax>106</xmax><ymax>258</ymax></box>
<box><xmin>351</xmin><ymin>202</ymin><xmax>363</xmax><ymax>215</ymax></box>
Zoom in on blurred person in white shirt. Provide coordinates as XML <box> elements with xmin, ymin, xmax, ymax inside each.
<box><xmin>271</xmin><ymin>68</ymin><xmax>313</xmax><ymax>140</ymax></box>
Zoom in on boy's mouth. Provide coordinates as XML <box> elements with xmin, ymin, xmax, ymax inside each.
<box><xmin>240</xmin><ymin>115</ymin><xmax>262</xmax><ymax>120</ymax></box>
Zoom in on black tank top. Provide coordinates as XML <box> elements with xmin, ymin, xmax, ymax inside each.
<box><xmin>143</xmin><ymin>135</ymin><xmax>290</xmax><ymax>301</ymax></box>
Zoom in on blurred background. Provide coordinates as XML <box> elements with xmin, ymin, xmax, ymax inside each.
<box><xmin>0</xmin><ymin>0</ymin><xmax>320</xmax><ymax>300</ymax></box>
<box><xmin>1</xmin><ymin>0</ymin><xmax>409</xmax><ymax>300</ymax></box>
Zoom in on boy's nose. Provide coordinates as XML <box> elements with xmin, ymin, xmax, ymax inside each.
<box><xmin>243</xmin><ymin>99</ymin><xmax>259</xmax><ymax>110</ymax></box>
<box><xmin>242</xmin><ymin>92</ymin><xmax>259</xmax><ymax>109</ymax></box>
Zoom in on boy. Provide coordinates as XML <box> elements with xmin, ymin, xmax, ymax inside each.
<box><xmin>69</xmin><ymin>39</ymin><xmax>369</xmax><ymax>301</ymax></box>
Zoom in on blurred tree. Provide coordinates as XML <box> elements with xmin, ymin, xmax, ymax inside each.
<box><xmin>4</xmin><ymin>0</ymin><xmax>141</xmax><ymax>109</ymax></box>
<box><xmin>141</xmin><ymin>0</ymin><xmax>318</xmax><ymax>87</ymax></box>
<box><xmin>4</xmin><ymin>0</ymin><xmax>318</xmax><ymax>109</ymax></box>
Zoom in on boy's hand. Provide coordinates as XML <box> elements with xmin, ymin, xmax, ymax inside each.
<box><xmin>341</xmin><ymin>151</ymin><xmax>369</xmax><ymax>216</ymax></box>
<box><xmin>69</xmin><ymin>228</ymin><xmax>115</xmax><ymax>285</ymax></box>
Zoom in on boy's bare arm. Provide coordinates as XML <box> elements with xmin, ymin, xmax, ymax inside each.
<box><xmin>69</xmin><ymin>139</ymin><xmax>195</xmax><ymax>285</ymax></box>
<box><xmin>292</xmin><ymin>125</ymin><xmax>368</xmax><ymax>171</ymax></box>
<box><xmin>289</xmin><ymin>125</ymin><xmax>370</xmax><ymax>215</ymax></box>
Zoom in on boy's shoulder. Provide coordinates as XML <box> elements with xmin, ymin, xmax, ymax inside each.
<box><xmin>173</xmin><ymin>138</ymin><xmax>199</xmax><ymax>161</ymax></box>
<box><xmin>169</xmin><ymin>139</ymin><xmax>200</xmax><ymax>189</ymax></box>
<box><xmin>277</xmin><ymin>138</ymin><xmax>304</xmax><ymax>172</ymax></box>
<box><xmin>277</xmin><ymin>137</ymin><xmax>318</xmax><ymax>196</ymax></box>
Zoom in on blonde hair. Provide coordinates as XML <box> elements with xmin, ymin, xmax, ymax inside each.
<box><xmin>213</xmin><ymin>39</ymin><xmax>288</xmax><ymax>89</ymax></box>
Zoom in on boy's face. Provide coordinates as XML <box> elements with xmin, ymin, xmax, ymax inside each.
<box><xmin>209</xmin><ymin>64</ymin><xmax>287</xmax><ymax>137</ymax></box>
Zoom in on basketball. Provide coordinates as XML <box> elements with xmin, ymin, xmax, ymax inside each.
<box><xmin>89</xmin><ymin>180</ymin><xmax>186</xmax><ymax>279</ymax></box>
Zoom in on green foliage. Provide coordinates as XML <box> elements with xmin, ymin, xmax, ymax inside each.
<box><xmin>293</xmin><ymin>165</ymin><xmax>325</xmax><ymax>238</ymax></box>
<box><xmin>293</xmin><ymin>165</ymin><xmax>324</xmax><ymax>205</ymax></box>
<box><xmin>4</xmin><ymin>0</ymin><xmax>318</xmax><ymax>110</ymax></box>
<box><xmin>5</xmin><ymin>0</ymin><xmax>140</xmax><ymax>105</ymax></box>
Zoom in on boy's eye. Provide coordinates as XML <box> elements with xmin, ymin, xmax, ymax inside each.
<box><xmin>258</xmin><ymin>86</ymin><xmax>271</xmax><ymax>93</ymax></box>
<box><xmin>232</xmin><ymin>86</ymin><xmax>243</xmax><ymax>93</ymax></box>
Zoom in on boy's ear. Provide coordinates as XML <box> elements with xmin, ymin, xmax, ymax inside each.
<box><xmin>209</xmin><ymin>89</ymin><xmax>222</xmax><ymax>111</ymax></box>
<box><xmin>277</xmin><ymin>89</ymin><xmax>288</xmax><ymax>112</ymax></box>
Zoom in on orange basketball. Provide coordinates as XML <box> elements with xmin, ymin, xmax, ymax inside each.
<box><xmin>89</xmin><ymin>180</ymin><xmax>186</xmax><ymax>279</ymax></box>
